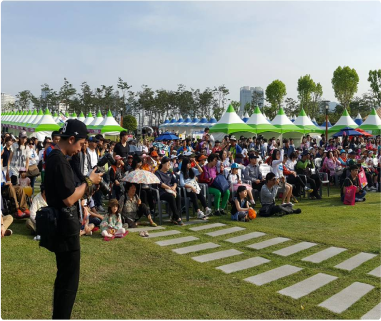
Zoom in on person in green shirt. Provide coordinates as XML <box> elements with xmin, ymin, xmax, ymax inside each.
<box><xmin>295</xmin><ymin>151</ymin><xmax>322</xmax><ymax>199</ymax></box>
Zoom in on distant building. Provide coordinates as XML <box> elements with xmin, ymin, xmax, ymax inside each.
<box><xmin>1</xmin><ymin>93</ymin><xmax>16</xmax><ymax>110</ymax></box>
<box><xmin>239</xmin><ymin>86</ymin><xmax>264</xmax><ymax>117</ymax></box>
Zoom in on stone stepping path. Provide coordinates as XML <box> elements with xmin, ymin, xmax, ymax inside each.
<box><xmin>318</xmin><ymin>282</ymin><xmax>374</xmax><ymax>314</ymax></box>
<box><xmin>147</xmin><ymin>230</ymin><xmax>181</xmax><ymax>238</ymax></box>
<box><xmin>301</xmin><ymin>246</ymin><xmax>347</xmax><ymax>263</ymax></box>
<box><xmin>273</xmin><ymin>241</ymin><xmax>317</xmax><ymax>257</ymax></box>
<box><xmin>368</xmin><ymin>265</ymin><xmax>381</xmax><ymax>278</ymax></box>
<box><xmin>192</xmin><ymin>249</ymin><xmax>243</xmax><ymax>263</ymax></box>
<box><xmin>173</xmin><ymin>242</ymin><xmax>220</xmax><ymax>255</ymax></box>
<box><xmin>244</xmin><ymin>265</ymin><xmax>303</xmax><ymax>286</ymax></box>
<box><xmin>205</xmin><ymin>227</ymin><xmax>246</xmax><ymax>237</ymax></box>
<box><xmin>156</xmin><ymin>236</ymin><xmax>199</xmax><ymax>247</ymax></box>
<box><xmin>361</xmin><ymin>303</ymin><xmax>381</xmax><ymax>320</ymax></box>
<box><xmin>225</xmin><ymin>232</ymin><xmax>266</xmax><ymax>244</ymax></box>
<box><xmin>216</xmin><ymin>257</ymin><xmax>270</xmax><ymax>274</ymax></box>
<box><xmin>189</xmin><ymin>223</ymin><xmax>226</xmax><ymax>231</ymax></box>
<box><xmin>247</xmin><ymin>237</ymin><xmax>290</xmax><ymax>250</ymax></box>
<box><xmin>127</xmin><ymin>226</ymin><xmax>165</xmax><ymax>232</ymax></box>
<box><xmin>334</xmin><ymin>252</ymin><xmax>377</xmax><ymax>271</ymax></box>
<box><xmin>278</xmin><ymin>273</ymin><xmax>338</xmax><ymax>299</ymax></box>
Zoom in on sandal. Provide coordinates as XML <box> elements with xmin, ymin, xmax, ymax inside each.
<box><xmin>150</xmin><ymin>222</ymin><xmax>158</xmax><ymax>227</ymax></box>
<box><xmin>144</xmin><ymin>231</ymin><xmax>149</xmax><ymax>237</ymax></box>
<box><xmin>139</xmin><ymin>231</ymin><xmax>146</xmax><ymax>237</ymax></box>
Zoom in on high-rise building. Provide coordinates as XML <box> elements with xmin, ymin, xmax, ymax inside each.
<box><xmin>1</xmin><ymin>93</ymin><xmax>16</xmax><ymax>110</ymax></box>
<box><xmin>239</xmin><ymin>86</ymin><xmax>264</xmax><ymax>117</ymax></box>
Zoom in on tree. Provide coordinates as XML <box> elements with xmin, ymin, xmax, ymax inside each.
<box><xmin>40</xmin><ymin>84</ymin><xmax>60</xmax><ymax>112</ymax></box>
<box><xmin>243</xmin><ymin>102</ymin><xmax>252</xmax><ymax>115</ymax></box>
<box><xmin>212</xmin><ymin>85</ymin><xmax>230</xmax><ymax>119</ymax></box>
<box><xmin>196</xmin><ymin>88</ymin><xmax>214</xmax><ymax>119</ymax></box>
<box><xmin>310</xmin><ymin>82</ymin><xmax>323</xmax><ymax>116</ymax></box>
<box><xmin>59</xmin><ymin>78</ymin><xmax>76</xmax><ymax>113</ymax></box>
<box><xmin>297</xmin><ymin>74</ymin><xmax>315</xmax><ymax>113</ymax></box>
<box><xmin>367</xmin><ymin>69</ymin><xmax>381</xmax><ymax>106</ymax></box>
<box><xmin>231</xmin><ymin>100</ymin><xmax>241</xmax><ymax>114</ymax></box>
<box><xmin>251</xmin><ymin>90</ymin><xmax>264</xmax><ymax>111</ymax></box>
<box><xmin>15</xmin><ymin>90</ymin><xmax>33</xmax><ymax>111</ymax></box>
<box><xmin>78</xmin><ymin>82</ymin><xmax>93</xmax><ymax>115</ymax></box>
<box><xmin>331</xmin><ymin>66</ymin><xmax>359</xmax><ymax>112</ymax></box>
<box><xmin>284</xmin><ymin>97</ymin><xmax>299</xmax><ymax>117</ymax></box>
<box><xmin>349</xmin><ymin>92</ymin><xmax>375</xmax><ymax>117</ymax></box>
<box><xmin>123</xmin><ymin>115</ymin><xmax>137</xmax><ymax>133</ymax></box>
<box><xmin>117</xmin><ymin>77</ymin><xmax>132</xmax><ymax>124</ymax></box>
<box><xmin>265</xmin><ymin>80</ymin><xmax>287</xmax><ymax>109</ymax></box>
<box><xmin>2</xmin><ymin>101</ymin><xmax>15</xmax><ymax>112</ymax></box>
<box><xmin>262</xmin><ymin>104</ymin><xmax>277</xmax><ymax>120</ymax></box>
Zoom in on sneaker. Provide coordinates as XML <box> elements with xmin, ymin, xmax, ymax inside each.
<box><xmin>97</xmin><ymin>205</ymin><xmax>106</xmax><ymax>212</ymax></box>
<box><xmin>249</xmin><ymin>200</ymin><xmax>256</xmax><ymax>205</ymax></box>
<box><xmin>315</xmin><ymin>194</ymin><xmax>322</xmax><ymax>200</ymax></box>
<box><xmin>365</xmin><ymin>186</ymin><xmax>370</xmax><ymax>191</ymax></box>
<box><xmin>197</xmin><ymin>211</ymin><xmax>206</xmax><ymax>220</ymax></box>
<box><xmin>23</xmin><ymin>209</ymin><xmax>30</xmax><ymax>216</ymax></box>
<box><xmin>16</xmin><ymin>209</ymin><xmax>26</xmax><ymax>218</ymax></box>
<box><xmin>4</xmin><ymin>229</ymin><xmax>13</xmax><ymax>236</ymax></box>
<box><xmin>370</xmin><ymin>186</ymin><xmax>377</xmax><ymax>191</ymax></box>
<box><xmin>220</xmin><ymin>209</ymin><xmax>226</xmax><ymax>215</ymax></box>
<box><xmin>305</xmin><ymin>187</ymin><xmax>314</xmax><ymax>193</ymax></box>
<box><xmin>293</xmin><ymin>209</ymin><xmax>302</xmax><ymax>214</ymax></box>
<box><xmin>33</xmin><ymin>235</ymin><xmax>40</xmax><ymax>241</ymax></box>
<box><xmin>214</xmin><ymin>210</ymin><xmax>221</xmax><ymax>216</ymax></box>
<box><xmin>205</xmin><ymin>207</ymin><xmax>212</xmax><ymax>216</ymax></box>
<box><xmin>282</xmin><ymin>202</ymin><xmax>293</xmax><ymax>206</ymax></box>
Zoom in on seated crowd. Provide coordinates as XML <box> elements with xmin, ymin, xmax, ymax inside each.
<box><xmin>1</xmin><ymin>128</ymin><xmax>380</xmax><ymax>238</ymax></box>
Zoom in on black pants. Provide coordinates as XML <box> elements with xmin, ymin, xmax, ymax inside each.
<box><xmin>286</xmin><ymin>175</ymin><xmax>305</xmax><ymax>196</ymax></box>
<box><xmin>251</xmin><ymin>181</ymin><xmax>264</xmax><ymax>193</ymax></box>
<box><xmin>53</xmin><ymin>250</ymin><xmax>80</xmax><ymax>319</ymax></box>
<box><xmin>140</xmin><ymin>188</ymin><xmax>155</xmax><ymax>211</ymax></box>
<box><xmin>365</xmin><ymin>172</ymin><xmax>373</xmax><ymax>187</ymax></box>
<box><xmin>160</xmin><ymin>192</ymin><xmax>181</xmax><ymax>221</ymax></box>
<box><xmin>300</xmin><ymin>174</ymin><xmax>321</xmax><ymax>197</ymax></box>
<box><xmin>186</xmin><ymin>191</ymin><xmax>207</xmax><ymax>211</ymax></box>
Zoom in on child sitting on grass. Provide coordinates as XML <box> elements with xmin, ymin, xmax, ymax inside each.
<box><xmin>18</xmin><ymin>168</ymin><xmax>31</xmax><ymax>187</ymax></box>
<box><xmin>80</xmin><ymin>199</ymin><xmax>95</xmax><ymax>236</ymax></box>
<box><xmin>100</xmin><ymin>199</ymin><xmax>128</xmax><ymax>240</ymax></box>
<box><xmin>231</xmin><ymin>185</ymin><xmax>252</xmax><ymax>222</ymax></box>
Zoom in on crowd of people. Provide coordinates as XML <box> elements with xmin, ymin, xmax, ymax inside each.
<box><xmin>1</xmin><ymin>127</ymin><xmax>381</xmax><ymax>237</ymax></box>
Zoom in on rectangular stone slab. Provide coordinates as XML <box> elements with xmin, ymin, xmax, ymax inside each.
<box><xmin>155</xmin><ymin>236</ymin><xmax>199</xmax><ymax>246</ymax></box>
<box><xmin>205</xmin><ymin>227</ymin><xmax>246</xmax><ymax>237</ymax></box>
<box><xmin>301</xmin><ymin>247</ymin><xmax>347</xmax><ymax>263</ymax></box>
<box><xmin>273</xmin><ymin>242</ymin><xmax>317</xmax><ymax>257</ymax></box>
<box><xmin>225</xmin><ymin>232</ymin><xmax>266</xmax><ymax>244</ymax></box>
<box><xmin>361</xmin><ymin>303</ymin><xmax>381</xmax><ymax>320</ymax></box>
<box><xmin>318</xmin><ymin>282</ymin><xmax>374</xmax><ymax>314</ymax></box>
<box><xmin>127</xmin><ymin>226</ymin><xmax>165</xmax><ymax>232</ymax></box>
<box><xmin>334</xmin><ymin>252</ymin><xmax>377</xmax><ymax>271</ymax></box>
<box><xmin>172</xmin><ymin>242</ymin><xmax>220</xmax><ymax>254</ymax></box>
<box><xmin>216</xmin><ymin>257</ymin><xmax>270</xmax><ymax>274</ymax></box>
<box><xmin>189</xmin><ymin>223</ymin><xmax>226</xmax><ymax>231</ymax></box>
<box><xmin>368</xmin><ymin>266</ymin><xmax>381</xmax><ymax>278</ymax></box>
<box><xmin>244</xmin><ymin>265</ymin><xmax>303</xmax><ymax>286</ymax></box>
<box><xmin>147</xmin><ymin>230</ymin><xmax>181</xmax><ymax>238</ymax></box>
<box><xmin>192</xmin><ymin>249</ymin><xmax>243</xmax><ymax>263</ymax></box>
<box><xmin>247</xmin><ymin>237</ymin><xmax>290</xmax><ymax>250</ymax></box>
<box><xmin>278</xmin><ymin>273</ymin><xmax>338</xmax><ymax>299</ymax></box>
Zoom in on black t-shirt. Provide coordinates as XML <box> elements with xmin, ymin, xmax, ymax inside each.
<box><xmin>45</xmin><ymin>149</ymin><xmax>76</xmax><ymax>209</ymax></box>
<box><xmin>1</xmin><ymin>146</ymin><xmax>11</xmax><ymax>166</ymax></box>
<box><xmin>114</xmin><ymin>142</ymin><xmax>129</xmax><ymax>158</ymax></box>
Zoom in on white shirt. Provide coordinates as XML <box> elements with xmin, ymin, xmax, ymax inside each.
<box><xmin>87</xmin><ymin>148</ymin><xmax>98</xmax><ymax>168</ymax></box>
<box><xmin>285</xmin><ymin>159</ymin><xmax>297</xmax><ymax>171</ymax></box>
<box><xmin>27</xmin><ymin>146</ymin><xmax>39</xmax><ymax>166</ymax></box>
<box><xmin>83</xmin><ymin>153</ymin><xmax>89</xmax><ymax>176</ymax></box>
<box><xmin>271</xmin><ymin>149</ymin><xmax>284</xmax><ymax>178</ymax></box>
<box><xmin>30</xmin><ymin>192</ymin><xmax>48</xmax><ymax>223</ymax></box>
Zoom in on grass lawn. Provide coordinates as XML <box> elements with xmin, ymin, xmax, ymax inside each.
<box><xmin>1</xmin><ymin>185</ymin><xmax>380</xmax><ymax>319</ymax></box>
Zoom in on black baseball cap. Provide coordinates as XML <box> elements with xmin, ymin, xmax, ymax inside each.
<box><xmin>249</xmin><ymin>154</ymin><xmax>259</xmax><ymax>159</ymax></box>
<box><xmin>88</xmin><ymin>136</ymin><xmax>99</xmax><ymax>143</ymax></box>
<box><xmin>60</xmin><ymin>119</ymin><xmax>88</xmax><ymax>139</ymax></box>
<box><xmin>161</xmin><ymin>156</ymin><xmax>171</xmax><ymax>164</ymax></box>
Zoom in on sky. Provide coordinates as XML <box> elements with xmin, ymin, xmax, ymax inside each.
<box><xmin>1</xmin><ymin>1</ymin><xmax>381</xmax><ymax>105</ymax></box>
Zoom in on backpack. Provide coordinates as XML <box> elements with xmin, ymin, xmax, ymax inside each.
<box><xmin>36</xmin><ymin>206</ymin><xmax>59</xmax><ymax>252</ymax></box>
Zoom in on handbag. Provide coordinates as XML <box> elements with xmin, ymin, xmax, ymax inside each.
<box><xmin>36</xmin><ymin>207</ymin><xmax>59</xmax><ymax>252</ymax></box>
<box><xmin>212</xmin><ymin>175</ymin><xmax>230</xmax><ymax>194</ymax></box>
<box><xmin>358</xmin><ymin>168</ymin><xmax>368</xmax><ymax>189</ymax></box>
<box><xmin>186</xmin><ymin>179</ymin><xmax>201</xmax><ymax>194</ymax></box>
<box><xmin>343</xmin><ymin>185</ymin><xmax>356</xmax><ymax>206</ymax></box>
<box><xmin>26</xmin><ymin>164</ymin><xmax>40</xmax><ymax>177</ymax></box>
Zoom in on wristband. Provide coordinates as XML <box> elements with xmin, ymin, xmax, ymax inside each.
<box><xmin>84</xmin><ymin>177</ymin><xmax>93</xmax><ymax>187</ymax></box>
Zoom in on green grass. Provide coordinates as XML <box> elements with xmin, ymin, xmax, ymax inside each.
<box><xmin>2</xmin><ymin>186</ymin><xmax>380</xmax><ymax>319</ymax></box>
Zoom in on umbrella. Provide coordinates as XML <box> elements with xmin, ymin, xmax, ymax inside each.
<box><xmin>121</xmin><ymin>170</ymin><xmax>160</xmax><ymax>196</ymax></box>
<box><xmin>355</xmin><ymin>128</ymin><xmax>372</xmax><ymax>137</ymax></box>
<box><xmin>155</xmin><ymin>132</ymin><xmax>179</xmax><ymax>141</ymax></box>
<box><xmin>331</xmin><ymin>127</ymin><xmax>363</xmax><ymax>138</ymax></box>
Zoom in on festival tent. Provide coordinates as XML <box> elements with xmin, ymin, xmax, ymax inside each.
<box><xmin>242</xmin><ymin>112</ymin><xmax>250</xmax><ymax>123</ymax></box>
<box><xmin>10</xmin><ymin>111</ymin><xmax>21</xmax><ymax>129</ymax></box>
<box><xmin>159</xmin><ymin>119</ymin><xmax>170</xmax><ymax>128</ymax></box>
<box><xmin>354</xmin><ymin>113</ymin><xmax>363</xmax><ymax>126</ymax></box>
<box><xmin>92</xmin><ymin>110</ymin><xmax>125</xmax><ymax>135</ymax></box>
<box><xmin>195</xmin><ymin>117</ymin><xmax>209</xmax><ymax>128</ymax></box>
<box><xmin>70</xmin><ymin>112</ymin><xmax>78</xmax><ymax>120</ymax></box>
<box><xmin>33</xmin><ymin>109</ymin><xmax>60</xmax><ymax>140</ymax></box>
<box><xmin>31</xmin><ymin>109</ymin><xmax>45</xmax><ymax>130</ymax></box>
<box><xmin>293</xmin><ymin>108</ymin><xmax>323</xmax><ymax>134</ymax></box>
<box><xmin>87</xmin><ymin>111</ymin><xmax>104</xmax><ymax>132</ymax></box>
<box><xmin>77</xmin><ymin>112</ymin><xmax>86</xmax><ymax>122</ymax></box>
<box><xmin>271</xmin><ymin>108</ymin><xmax>304</xmax><ymax>134</ymax></box>
<box><xmin>17</xmin><ymin>111</ymin><xmax>28</xmax><ymax>129</ymax></box>
<box><xmin>312</xmin><ymin>117</ymin><xmax>319</xmax><ymax>127</ymax></box>
<box><xmin>187</xmin><ymin>117</ymin><xmax>199</xmax><ymax>127</ymax></box>
<box><xmin>20</xmin><ymin>110</ymin><xmax>33</xmax><ymax>129</ymax></box>
<box><xmin>321</xmin><ymin>120</ymin><xmax>332</xmax><ymax>128</ymax></box>
<box><xmin>209</xmin><ymin>105</ymin><xmax>256</xmax><ymax>134</ymax></box>
<box><xmin>26</xmin><ymin>110</ymin><xmax>38</xmax><ymax>132</ymax></box>
<box><xmin>4</xmin><ymin>111</ymin><xmax>14</xmax><ymax>127</ymax></box>
<box><xmin>172</xmin><ymin>116</ymin><xmax>184</xmax><ymax>127</ymax></box>
<box><xmin>359</xmin><ymin>108</ymin><xmax>381</xmax><ymax>135</ymax></box>
<box><xmin>181</xmin><ymin>116</ymin><xmax>192</xmax><ymax>127</ymax></box>
<box><xmin>83</xmin><ymin>112</ymin><xmax>94</xmax><ymax>126</ymax></box>
<box><xmin>246</xmin><ymin>106</ymin><xmax>280</xmax><ymax>134</ymax></box>
<box><xmin>53</xmin><ymin>112</ymin><xmax>59</xmax><ymax>123</ymax></box>
<box><xmin>328</xmin><ymin>109</ymin><xmax>358</xmax><ymax>133</ymax></box>
<box><xmin>207</xmin><ymin>117</ymin><xmax>217</xmax><ymax>127</ymax></box>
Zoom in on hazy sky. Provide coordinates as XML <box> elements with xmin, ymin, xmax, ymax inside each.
<box><xmin>2</xmin><ymin>1</ymin><xmax>380</xmax><ymax>104</ymax></box>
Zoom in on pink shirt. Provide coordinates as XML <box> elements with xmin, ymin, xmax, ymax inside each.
<box><xmin>19</xmin><ymin>177</ymin><xmax>31</xmax><ymax>187</ymax></box>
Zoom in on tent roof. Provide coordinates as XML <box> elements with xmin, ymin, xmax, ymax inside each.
<box><xmin>329</xmin><ymin>109</ymin><xmax>358</xmax><ymax>132</ymax></box>
<box><xmin>271</xmin><ymin>107</ymin><xmax>304</xmax><ymax>133</ymax></box>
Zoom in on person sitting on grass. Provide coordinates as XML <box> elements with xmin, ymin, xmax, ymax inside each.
<box><xmin>231</xmin><ymin>185</ymin><xmax>253</xmax><ymax>222</ymax></box>
<box><xmin>100</xmin><ymin>199</ymin><xmax>128</xmax><ymax>240</ymax></box>
<box><xmin>259</xmin><ymin>172</ymin><xmax>302</xmax><ymax>217</ymax></box>
<box><xmin>26</xmin><ymin>183</ymin><xmax>48</xmax><ymax>234</ymax></box>
<box><xmin>341</xmin><ymin>165</ymin><xmax>366</xmax><ymax>203</ymax></box>
<box><xmin>79</xmin><ymin>199</ymin><xmax>95</xmax><ymax>236</ymax></box>
<box><xmin>121</xmin><ymin>182</ymin><xmax>157</xmax><ymax>228</ymax></box>
<box><xmin>18</xmin><ymin>168</ymin><xmax>31</xmax><ymax>188</ymax></box>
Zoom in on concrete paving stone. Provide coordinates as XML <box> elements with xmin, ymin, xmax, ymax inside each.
<box><xmin>225</xmin><ymin>232</ymin><xmax>266</xmax><ymax>244</ymax></box>
<box><xmin>244</xmin><ymin>265</ymin><xmax>303</xmax><ymax>286</ymax></box>
<box><xmin>155</xmin><ymin>236</ymin><xmax>199</xmax><ymax>246</ymax></box>
<box><xmin>368</xmin><ymin>266</ymin><xmax>381</xmax><ymax>278</ymax></box>
<box><xmin>335</xmin><ymin>252</ymin><xmax>377</xmax><ymax>271</ymax></box>
<box><xmin>216</xmin><ymin>257</ymin><xmax>270</xmax><ymax>274</ymax></box>
<box><xmin>247</xmin><ymin>237</ymin><xmax>290</xmax><ymax>250</ymax></box>
<box><xmin>127</xmin><ymin>226</ymin><xmax>165</xmax><ymax>232</ymax></box>
<box><xmin>318</xmin><ymin>282</ymin><xmax>374</xmax><ymax>314</ymax></box>
<box><xmin>272</xmin><ymin>241</ymin><xmax>317</xmax><ymax>257</ymax></box>
<box><xmin>172</xmin><ymin>242</ymin><xmax>220</xmax><ymax>254</ymax></box>
<box><xmin>361</xmin><ymin>303</ymin><xmax>381</xmax><ymax>320</ymax></box>
<box><xmin>147</xmin><ymin>230</ymin><xmax>181</xmax><ymax>238</ymax></box>
<box><xmin>192</xmin><ymin>249</ymin><xmax>243</xmax><ymax>263</ymax></box>
<box><xmin>301</xmin><ymin>247</ymin><xmax>347</xmax><ymax>263</ymax></box>
<box><xmin>205</xmin><ymin>227</ymin><xmax>246</xmax><ymax>237</ymax></box>
<box><xmin>278</xmin><ymin>273</ymin><xmax>338</xmax><ymax>299</ymax></box>
<box><xmin>189</xmin><ymin>223</ymin><xmax>226</xmax><ymax>231</ymax></box>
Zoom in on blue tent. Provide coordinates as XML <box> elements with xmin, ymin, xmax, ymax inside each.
<box><xmin>332</xmin><ymin>127</ymin><xmax>362</xmax><ymax>138</ymax></box>
<box><xmin>321</xmin><ymin>120</ymin><xmax>332</xmax><ymax>128</ymax></box>
<box><xmin>354</xmin><ymin>113</ymin><xmax>363</xmax><ymax>126</ymax></box>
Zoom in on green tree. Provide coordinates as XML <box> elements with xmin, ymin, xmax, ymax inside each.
<box><xmin>137</xmin><ymin>85</ymin><xmax>155</xmax><ymax>127</ymax></box>
<box><xmin>367</xmin><ymin>69</ymin><xmax>381</xmax><ymax>106</ymax></box>
<box><xmin>349</xmin><ymin>93</ymin><xmax>374</xmax><ymax>117</ymax></box>
<box><xmin>231</xmin><ymin>100</ymin><xmax>241</xmax><ymax>114</ymax></box>
<box><xmin>15</xmin><ymin>90</ymin><xmax>33</xmax><ymax>111</ymax></box>
<box><xmin>265</xmin><ymin>80</ymin><xmax>287</xmax><ymax>110</ymax></box>
<box><xmin>123</xmin><ymin>114</ymin><xmax>137</xmax><ymax>133</ymax></box>
<box><xmin>251</xmin><ymin>91</ymin><xmax>263</xmax><ymax>110</ymax></box>
<box><xmin>331</xmin><ymin>66</ymin><xmax>359</xmax><ymax>112</ymax></box>
<box><xmin>212</xmin><ymin>85</ymin><xmax>230</xmax><ymax>119</ymax></box>
<box><xmin>284</xmin><ymin>97</ymin><xmax>299</xmax><ymax>117</ymax></box>
<box><xmin>117</xmin><ymin>77</ymin><xmax>132</xmax><ymax>123</ymax></box>
<box><xmin>243</xmin><ymin>102</ymin><xmax>252</xmax><ymax>115</ymax></box>
<box><xmin>297</xmin><ymin>75</ymin><xmax>315</xmax><ymax>113</ymax></box>
<box><xmin>40</xmin><ymin>84</ymin><xmax>60</xmax><ymax>112</ymax></box>
<box><xmin>78</xmin><ymin>82</ymin><xmax>93</xmax><ymax>115</ymax></box>
<box><xmin>262</xmin><ymin>104</ymin><xmax>277</xmax><ymax>120</ymax></box>
<box><xmin>59</xmin><ymin>78</ymin><xmax>77</xmax><ymax>113</ymax></box>
<box><xmin>196</xmin><ymin>88</ymin><xmax>214</xmax><ymax>119</ymax></box>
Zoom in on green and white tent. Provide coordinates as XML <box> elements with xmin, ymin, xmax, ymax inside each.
<box><xmin>31</xmin><ymin>109</ymin><xmax>45</xmax><ymax>129</ymax></box>
<box><xmin>83</xmin><ymin>112</ymin><xmax>94</xmax><ymax>126</ymax></box>
<box><xmin>10</xmin><ymin>111</ymin><xmax>22</xmax><ymax>129</ymax></box>
<box><xmin>271</xmin><ymin>108</ymin><xmax>304</xmax><ymax>133</ymax></box>
<box><xmin>20</xmin><ymin>110</ymin><xmax>33</xmax><ymax>129</ymax></box>
<box><xmin>33</xmin><ymin>109</ymin><xmax>60</xmax><ymax>140</ymax></box>
<box><xmin>17</xmin><ymin>111</ymin><xmax>28</xmax><ymax>129</ymax></box>
<box><xmin>293</xmin><ymin>108</ymin><xmax>323</xmax><ymax>133</ymax></box>
<box><xmin>95</xmin><ymin>110</ymin><xmax>125</xmax><ymax>135</ymax></box>
<box><xmin>6</xmin><ymin>111</ymin><xmax>16</xmax><ymax>127</ymax></box>
<box><xmin>328</xmin><ymin>109</ymin><xmax>357</xmax><ymax>133</ymax></box>
<box><xmin>246</xmin><ymin>106</ymin><xmax>280</xmax><ymax>134</ymax></box>
<box><xmin>26</xmin><ymin>110</ymin><xmax>38</xmax><ymax>132</ymax></box>
<box><xmin>77</xmin><ymin>112</ymin><xmax>86</xmax><ymax>122</ymax></box>
<box><xmin>359</xmin><ymin>108</ymin><xmax>381</xmax><ymax>135</ymax></box>
<box><xmin>87</xmin><ymin>111</ymin><xmax>104</xmax><ymax>132</ymax></box>
<box><xmin>53</xmin><ymin>112</ymin><xmax>59</xmax><ymax>123</ymax></box>
<box><xmin>209</xmin><ymin>105</ymin><xmax>255</xmax><ymax>134</ymax></box>
<box><xmin>70</xmin><ymin>112</ymin><xmax>77</xmax><ymax>120</ymax></box>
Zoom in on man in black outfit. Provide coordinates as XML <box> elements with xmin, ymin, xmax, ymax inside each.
<box><xmin>113</xmin><ymin>130</ymin><xmax>129</xmax><ymax>159</ymax></box>
<box><xmin>45</xmin><ymin>120</ymin><xmax>102</xmax><ymax>319</ymax></box>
